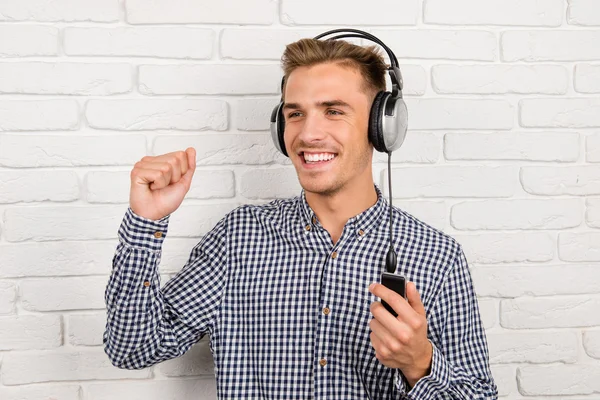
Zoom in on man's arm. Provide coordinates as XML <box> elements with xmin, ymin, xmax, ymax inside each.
<box><xmin>103</xmin><ymin>207</ymin><xmax>228</xmax><ymax>369</ymax></box>
<box><xmin>395</xmin><ymin>248</ymin><xmax>497</xmax><ymax>399</ymax></box>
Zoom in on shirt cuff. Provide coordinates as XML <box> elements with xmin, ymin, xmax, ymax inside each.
<box><xmin>118</xmin><ymin>207</ymin><xmax>170</xmax><ymax>252</ymax></box>
<box><xmin>404</xmin><ymin>340</ymin><xmax>451</xmax><ymax>398</ymax></box>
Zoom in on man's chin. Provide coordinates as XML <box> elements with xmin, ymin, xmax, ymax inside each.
<box><xmin>298</xmin><ymin>177</ymin><xmax>341</xmax><ymax>197</ymax></box>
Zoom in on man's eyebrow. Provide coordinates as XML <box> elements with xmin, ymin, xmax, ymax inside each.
<box><xmin>282</xmin><ymin>100</ymin><xmax>353</xmax><ymax>110</ymax></box>
<box><xmin>318</xmin><ymin>100</ymin><xmax>353</xmax><ymax>110</ymax></box>
<box><xmin>282</xmin><ymin>102</ymin><xmax>300</xmax><ymax>110</ymax></box>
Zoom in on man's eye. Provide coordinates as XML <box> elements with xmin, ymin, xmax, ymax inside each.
<box><xmin>287</xmin><ymin>111</ymin><xmax>302</xmax><ymax>118</ymax></box>
<box><xmin>327</xmin><ymin>109</ymin><xmax>342</xmax><ymax>115</ymax></box>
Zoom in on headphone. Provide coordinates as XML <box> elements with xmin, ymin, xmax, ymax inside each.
<box><xmin>269</xmin><ymin>28</ymin><xmax>408</xmax><ymax>157</ymax></box>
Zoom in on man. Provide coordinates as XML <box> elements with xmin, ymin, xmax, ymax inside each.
<box><xmin>104</xmin><ymin>34</ymin><xmax>497</xmax><ymax>399</ymax></box>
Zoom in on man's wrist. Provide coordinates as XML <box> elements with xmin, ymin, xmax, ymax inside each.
<box><xmin>403</xmin><ymin>340</ymin><xmax>433</xmax><ymax>388</ymax></box>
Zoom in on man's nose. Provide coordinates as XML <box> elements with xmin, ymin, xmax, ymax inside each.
<box><xmin>297</xmin><ymin>112</ymin><xmax>326</xmax><ymax>143</ymax></box>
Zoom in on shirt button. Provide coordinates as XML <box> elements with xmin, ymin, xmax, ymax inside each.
<box><xmin>319</xmin><ymin>358</ymin><xmax>327</xmax><ymax>367</ymax></box>
<box><xmin>323</xmin><ymin>307</ymin><xmax>330</xmax><ymax>315</ymax></box>
<box><xmin>358</xmin><ymin>229</ymin><xmax>365</xmax><ymax>236</ymax></box>
<box><xmin>305</xmin><ymin>224</ymin><xmax>311</xmax><ymax>231</ymax></box>
<box><xmin>154</xmin><ymin>231</ymin><xmax>163</xmax><ymax>238</ymax></box>
<box><xmin>143</xmin><ymin>281</ymin><xmax>150</xmax><ymax>287</ymax></box>
<box><xmin>312</xmin><ymin>216</ymin><xmax>317</xmax><ymax>224</ymax></box>
<box><xmin>331</xmin><ymin>251</ymin><xmax>338</xmax><ymax>259</ymax></box>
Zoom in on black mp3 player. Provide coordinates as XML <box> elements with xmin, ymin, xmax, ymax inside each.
<box><xmin>380</xmin><ymin>272</ymin><xmax>406</xmax><ymax>318</ymax></box>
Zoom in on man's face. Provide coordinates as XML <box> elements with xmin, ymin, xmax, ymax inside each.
<box><xmin>283</xmin><ymin>62</ymin><xmax>374</xmax><ymax>196</ymax></box>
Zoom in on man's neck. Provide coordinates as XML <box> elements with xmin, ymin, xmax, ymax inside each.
<box><xmin>305</xmin><ymin>179</ymin><xmax>378</xmax><ymax>245</ymax></box>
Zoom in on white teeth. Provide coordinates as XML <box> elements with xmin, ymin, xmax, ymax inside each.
<box><xmin>303</xmin><ymin>152</ymin><xmax>336</xmax><ymax>163</ymax></box>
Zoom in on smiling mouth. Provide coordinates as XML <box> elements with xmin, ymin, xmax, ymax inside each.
<box><xmin>300</xmin><ymin>151</ymin><xmax>338</xmax><ymax>164</ymax></box>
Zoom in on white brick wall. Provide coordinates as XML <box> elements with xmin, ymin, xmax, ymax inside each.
<box><xmin>0</xmin><ymin>0</ymin><xmax>598</xmax><ymax>398</ymax></box>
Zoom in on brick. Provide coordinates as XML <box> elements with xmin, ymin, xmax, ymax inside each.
<box><xmin>0</xmin><ymin>241</ymin><xmax>114</xmax><ymax>278</ymax></box>
<box><xmin>68</xmin><ymin>312</ymin><xmax>106</xmax><ymax>346</ymax></box>
<box><xmin>139</xmin><ymin>64</ymin><xmax>281</xmax><ymax>95</ymax></box>
<box><xmin>477</xmin><ymin>299</ymin><xmax>497</xmax><ymax>330</ymax></box>
<box><xmin>126</xmin><ymin>0</ymin><xmax>273</xmax><ymax>24</ymax></box>
<box><xmin>518</xmin><ymin>365</ymin><xmax>600</xmax><ymax>395</ymax></box>
<box><xmin>520</xmin><ymin>98</ymin><xmax>600</xmax><ymax>128</ymax></box>
<box><xmin>236</xmin><ymin>97</ymin><xmax>280</xmax><ymax>131</ymax></box>
<box><xmin>559</xmin><ymin>232</ymin><xmax>600</xmax><ymax>262</ymax></box>
<box><xmin>1</xmin><ymin>349</ymin><xmax>150</xmax><ymax>385</ymax></box>
<box><xmin>455</xmin><ymin>233</ymin><xmax>554</xmax><ymax>264</ymax></box>
<box><xmin>222</xmin><ymin>29</ymin><xmax>321</xmax><ymax>60</ymax></box>
<box><xmin>0</xmin><ymin>384</ymin><xmax>81</xmax><ymax>400</ymax></box>
<box><xmin>425</xmin><ymin>0</ymin><xmax>563</xmax><ymax>26</ymax></box>
<box><xmin>575</xmin><ymin>64</ymin><xmax>600</xmax><ymax>93</ymax></box>
<box><xmin>433</xmin><ymin>64</ymin><xmax>567</xmax><ymax>94</ymax></box>
<box><xmin>472</xmin><ymin>265</ymin><xmax>600</xmax><ymax>297</ymax></box>
<box><xmin>451</xmin><ymin>199</ymin><xmax>583</xmax><ymax>230</ymax></box>
<box><xmin>0</xmin><ymin>281</ymin><xmax>17</xmax><ymax>315</ymax></box>
<box><xmin>86</xmin><ymin>378</ymin><xmax>217</xmax><ymax>400</ymax></box>
<box><xmin>373</xmin><ymin>132</ymin><xmax>440</xmax><ymax>164</ymax></box>
<box><xmin>0</xmin><ymin>0</ymin><xmax>118</xmax><ymax>22</ymax></box>
<box><xmin>501</xmin><ymin>296</ymin><xmax>600</xmax><ymax>328</ymax></box>
<box><xmin>583</xmin><ymin>329</ymin><xmax>600</xmax><ymax>359</ymax></box>
<box><xmin>0</xmin><ymin>170</ymin><xmax>79</xmax><ymax>203</ymax></box>
<box><xmin>0</xmin><ymin>100</ymin><xmax>78</xmax><ymax>131</ymax></box>
<box><xmin>86</xmin><ymin>100</ymin><xmax>227</xmax><ymax>131</ymax></box>
<box><xmin>3</xmin><ymin>205</ymin><xmax>125</xmax><ymax>242</ymax></box>
<box><xmin>385</xmin><ymin>166</ymin><xmax>517</xmax><ymax>198</ymax></box>
<box><xmin>0</xmin><ymin>134</ymin><xmax>146</xmax><ymax>167</ymax></box>
<box><xmin>158</xmin><ymin>338</ymin><xmax>214</xmax><ymax>376</ymax></box>
<box><xmin>221</xmin><ymin>28</ymin><xmax>359</xmax><ymax>59</ymax></box>
<box><xmin>372</xmin><ymin>30</ymin><xmax>497</xmax><ymax>61</ymax></box>
<box><xmin>408</xmin><ymin>99</ymin><xmax>513</xmax><ymax>130</ymax></box>
<box><xmin>281</xmin><ymin>0</ymin><xmax>417</xmax><ymax>25</ymax></box>
<box><xmin>0</xmin><ymin>62</ymin><xmax>131</xmax><ymax>95</ymax></box>
<box><xmin>521</xmin><ymin>166</ymin><xmax>600</xmax><ymax>195</ymax></box>
<box><xmin>394</xmin><ymin>200</ymin><xmax>446</xmax><ymax>231</ymax></box>
<box><xmin>0</xmin><ymin>25</ymin><xmax>58</xmax><ymax>57</ymax></box>
<box><xmin>445</xmin><ymin>132</ymin><xmax>579</xmax><ymax>162</ymax></box>
<box><xmin>588</xmin><ymin>133</ymin><xmax>600</xmax><ymax>162</ymax></box>
<box><xmin>487</xmin><ymin>331</ymin><xmax>577</xmax><ymax>364</ymax></box>
<box><xmin>0</xmin><ymin>315</ymin><xmax>62</xmax><ymax>350</ymax></box>
<box><xmin>502</xmin><ymin>31</ymin><xmax>600</xmax><ymax>61</ymax></box>
<box><xmin>568</xmin><ymin>0</ymin><xmax>600</xmax><ymax>26</ymax></box>
<box><xmin>20</xmin><ymin>277</ymin><xmax>107</xmax><ymax>311</ymax></box>
<box><xmin>491</xmin><ymin>365</ymin><xmax>517</xmax><ymax>397</ymax></box>
<box><xmin>167</xmin><ymin>204</ymin><xmax>238</xmax><ymax>237</ymax></box>
<box><xmin>240</xmin><ymin>167</ymin><xmax>301</xmax><ymax>199</ymax></box>
<box><xmin>587</xmin><ymin>198</ymin><xmax>600</xmax><ymax>227</ymax></box>
<box><xmin>86</xmin><ymin>170</ymin><xmax>234</xmax><ymax>203</ymax></box>
<box><xmin>153</xmin><ymin>134</ymin><xmax>288</xmax><ymax>165</ymax></box>
<box><xmin>65</xmin><ymin>27</ymin><xmax>213</xmax><ymax>59</ymax></box>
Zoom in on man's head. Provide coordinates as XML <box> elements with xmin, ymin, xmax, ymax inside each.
<box><xmin>280</xmin><ymin>38</ymin><xmax>388</xmax><ymax>197</ymax></box>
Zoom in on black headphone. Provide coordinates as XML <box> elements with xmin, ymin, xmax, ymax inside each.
<box><xmin>269</xmin><ymin>28</ymin><xmax>408</xmax><ymax>157</ymax></box>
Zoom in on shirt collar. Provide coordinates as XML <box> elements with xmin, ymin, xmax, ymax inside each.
<box><xmin>297</xmin><ymin>184</ymin><xmax>388</xmax><ymax>239</ymax></box>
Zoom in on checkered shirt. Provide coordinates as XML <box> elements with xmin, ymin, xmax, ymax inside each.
<box><xmin>104</xmin><ymin>185</ymin><xmax>497</xmax><ymax>399</ymax></box>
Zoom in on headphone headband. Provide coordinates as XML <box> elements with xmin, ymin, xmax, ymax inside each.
<box><xmin>302</xmin><ymin>29</ymin><xmax>404</xmax><ymax>98</ymax></box>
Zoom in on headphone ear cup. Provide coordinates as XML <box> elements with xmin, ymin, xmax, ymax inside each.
<box><xmin>270</xmin><ymin>102</ymin><xmax>288</xmax><ymax>157</ymax></box>
<box><xmin>382</xmin><ymin>97</ymin><xmax>408</xmax><ymax>152</ymax></box>
<box><xmin>368</xmin><ymin>91</ymin><xmax>390</xmax><ymax>153</ymax></box>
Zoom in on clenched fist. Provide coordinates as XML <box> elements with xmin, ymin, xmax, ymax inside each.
<box><xmin>129</xmin><ymin>147</ymin><xmax>196</xmax><ymax>221</ymax></box>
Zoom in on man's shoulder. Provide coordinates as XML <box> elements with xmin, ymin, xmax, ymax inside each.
<box><xmin>391</xmin><ymin>205</ymin><xmax>462</xmax><ymax>266</ymax></box>
<box><xmin>223</xmin><ymin>196</ymin><xmax>300</xmax><ymax>228</ymax></box>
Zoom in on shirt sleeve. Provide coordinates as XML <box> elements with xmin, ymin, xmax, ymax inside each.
<box><xmin>103</xmin><ymin>207</ymin><xmax>228</xmax><ymax>370</ymax></box>
<box><xmin>394</xmin><ymin>247</ymin><xmax>498</xmax><ymax>399</ymax></box>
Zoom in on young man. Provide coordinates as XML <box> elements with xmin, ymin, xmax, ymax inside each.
<box><xmin>104</xmin><ymin>36</ymin><xmax>497</xmax><ymax>399</ymax></box>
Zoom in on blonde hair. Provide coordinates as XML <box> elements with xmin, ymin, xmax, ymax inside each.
<box><xmin>281</xmin><ymin>38</ymin><xmax>387</xmax><ymax>100</ymax></box>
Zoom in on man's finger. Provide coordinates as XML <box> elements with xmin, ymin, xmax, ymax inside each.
<box><xmin>406</xmin><ymin>281</ymin><xmax>426</xmax><ymax>317</ymax></box>
<box><xmin>369</xmin><ymin>283</ymin><xmax>411</xmax><ymax>317</ymax></box>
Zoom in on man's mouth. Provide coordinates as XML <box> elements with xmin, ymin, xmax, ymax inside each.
<box><xmin>300</xmin><ymin>151</ymin><xmax>338</xmax><ymax>164</ymax></box>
